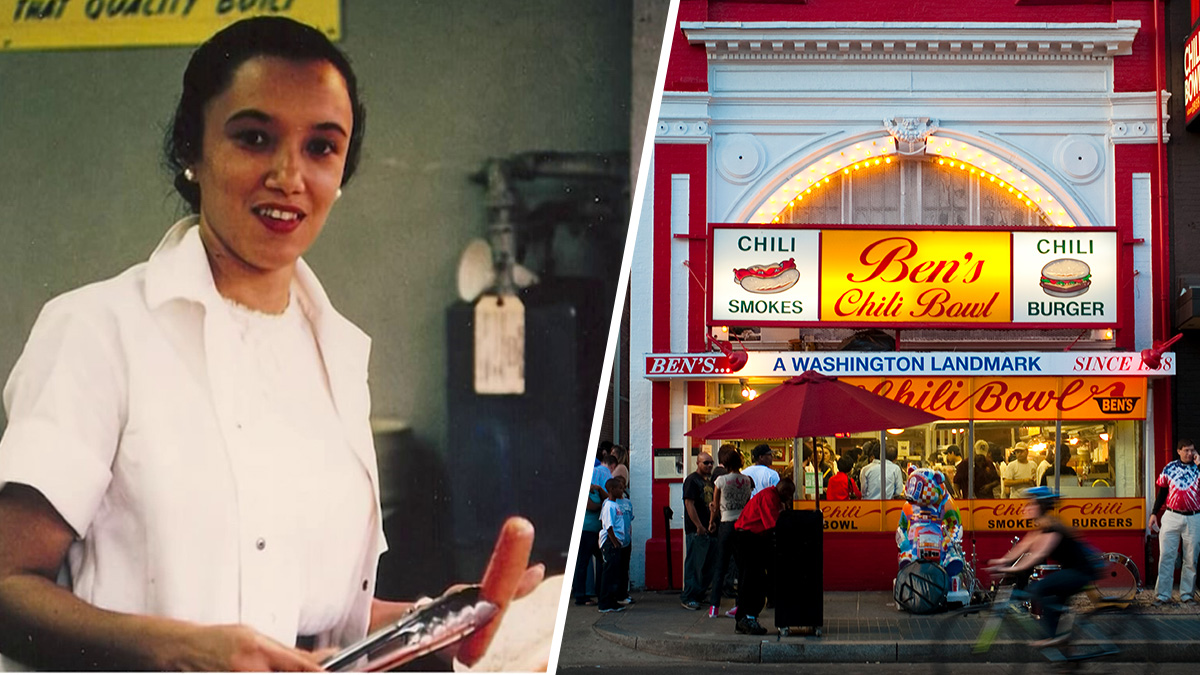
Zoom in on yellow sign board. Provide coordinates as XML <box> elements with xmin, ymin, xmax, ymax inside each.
<box><xmin>820</xmin><ymin>229</ymin><xmax>1012</xmax><ymax>323</ymax></box>
<box><xmin>841</xmin><ymin>376</ymin><xmax>1147</xmax><ymax>420</ymax></box>
<box><xmin>3</xmin><ymin>0</ymin><xmax>340</xmax><ymax>51</ymax></box>
<box><xmin>794</xmin><ymin>498</ymin><xmax>1143</xmax><ymax>532</ymax></box>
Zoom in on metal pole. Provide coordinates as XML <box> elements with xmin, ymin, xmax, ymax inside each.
<box><xmin>814</xmin><ymin>437</ymin><xmax>821</xmax><ymax>512</ymax></box>
<box><xmin>879</xmin><ymin>430</ymin><xmax>888</xmax><ymax>500</ymax></box>
<box><xmin>968</xmin><ymin>421</ymin><xmax>975</xmax><ymax>500</ymax></box>
<box><xmin>663</xmin><ymin>505</ymin><xmax>675</xmax><ymax>590</ymax></box>
<box><xmin>1054</xmin><ymin>421</ymin><xmax>1063</xmax><ymax>493</ymax></box>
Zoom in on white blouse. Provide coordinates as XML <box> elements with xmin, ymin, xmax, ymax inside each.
<box><xmin>0</xmin><ymin>220</ymin><xmax>386</xmax><ymax>665</ymax></box>
<box><xmin>222</xmin><ymin>295</ymin><xmax>373</xmax><ymax>635</ymax></box>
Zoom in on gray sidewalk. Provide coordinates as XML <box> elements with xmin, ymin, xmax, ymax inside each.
<box><xmin>580</xmin><ymin>590</ymin><xmax>1200</xmax><ymax>664</ymax></box>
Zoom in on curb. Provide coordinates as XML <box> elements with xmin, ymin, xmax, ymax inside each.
<box><xmin>592</xmin><ymin>622</ymin><xmax>1200</xmax><ymax>664</ymax></box>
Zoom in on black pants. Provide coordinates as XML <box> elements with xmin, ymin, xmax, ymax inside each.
<box><xmin>1027</xmin><ymin>568</ymin><xmax>1091</xmax><ymax>637</ymax></box>
<box><xmin>709</xmin><ymin>521</ymin><xmax>738</xmax><ymax>606</ymax></box>
<box><xmin>620</xmin><ymin>543</ymin><xmax>632</xmax><ymax>598</ymax></box>
<box><xmin>572</xmin><ymin>529</ymin><xmax>602</xmax><ymax>601</ymax></box>
<box><xmin>733</xmin><ymin>528</ymin><xmax>772</xmax><ymax>621</ymax></box>
<box><xmin>599</xmin><ymin>539</ymin><xmax>625</xmax><ymax>609</ymax></box>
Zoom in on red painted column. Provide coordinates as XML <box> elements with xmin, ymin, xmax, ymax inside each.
<box><xmin>645</xmin><ymin>143</ymin><xmax>709</xmax><ymax>590</ymax></box>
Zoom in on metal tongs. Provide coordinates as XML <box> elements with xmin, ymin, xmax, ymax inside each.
<box><xmin>321</xmin><ymin>585</ymin><xmax>498</xmax><ymax>672</ymax></box>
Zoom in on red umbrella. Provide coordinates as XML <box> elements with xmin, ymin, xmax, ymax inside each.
<box><xmin>686</xmin><ymin>370</ymin><xmax>943</xmax><ymax>507</ymax></box>
<box><xmin>686</xmin><ymin>370</ymin><xmax>942</xmax><ymax>440</ymax></box>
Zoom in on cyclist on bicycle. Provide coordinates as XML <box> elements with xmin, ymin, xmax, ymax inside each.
<box><xmin>985</xmin><ymin>486</ymin><xmax>1099</xmax><ymax>648</ymax></box>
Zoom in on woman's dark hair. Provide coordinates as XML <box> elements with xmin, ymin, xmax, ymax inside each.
<box><xmin>722</xmin><ymin>451</ymin><xmax>743</xmax><ymax>472</ymax></box>
<box><xmin>837</xmin><ymin>455</ymin><xmax>853</xmax><ymax>474</ymax></box>
<box><xmin>164</xmin><ymin>17</ymin><xmax>366</xmax><ymax>213</ymax></box>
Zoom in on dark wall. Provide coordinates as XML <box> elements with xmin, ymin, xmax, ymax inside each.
<box><xmin>1168</xmin><ymin>0</ymin><xmax>1200</xmax><ymax>445</ymax></box>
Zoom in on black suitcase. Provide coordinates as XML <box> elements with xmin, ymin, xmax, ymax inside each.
<box><xmin>772</xmin><ymin>509</ymin><xmax>823</xmax><ymax>633</ymax></box>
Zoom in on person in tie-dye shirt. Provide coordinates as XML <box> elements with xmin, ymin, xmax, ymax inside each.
<box><xmin>1149</xmin><ymin>439</ymin><xmax>1200</xmax><ymax>604</ymax></box>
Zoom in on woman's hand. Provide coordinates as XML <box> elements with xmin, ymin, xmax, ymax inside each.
<box><xmin>162</xmin><ymin>623</ymin><xmax>330</xmax><ymax>672</ymax></box>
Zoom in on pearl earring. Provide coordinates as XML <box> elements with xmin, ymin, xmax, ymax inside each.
<box><xmin>336</xmin><ymin>188</ymin><xmax>343</xmax><ymax>199</ymax></box>
<box><xmin>183</xmin><ymin>168</ymin><xmax>196</xmax><ymax>182</ymax></box>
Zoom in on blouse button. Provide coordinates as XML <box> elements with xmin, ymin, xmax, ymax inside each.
<box><xmin>362</xmin><ymin>579</ymin><xmax>369</xmax><ymax>591</ymax></box>
<box><xmin>256</xmin><ymin>538</ymin><xmax>266</xmax><ymax>551</ymax></box>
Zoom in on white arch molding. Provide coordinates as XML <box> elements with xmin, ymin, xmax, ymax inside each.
<box><xmin>726</xmin><ymin>127</ymin><xmax>1095</xmax><ymax>229</ymax></box>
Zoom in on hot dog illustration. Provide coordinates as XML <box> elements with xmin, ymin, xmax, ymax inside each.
<box><xmin>733</xmin><ymin>258</ymin><xmax>800</xmax><ymax>294</ymax></box>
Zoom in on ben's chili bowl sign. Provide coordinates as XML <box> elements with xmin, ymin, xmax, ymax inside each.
<box><xmin>840</xmin><ymin>376</ymin><xmax>1146</xmax><ymax>420</ymax></box>
<box><xmin>708</xmin><ymin>226</ymin><xmax>1118</xmax><ymax>326</ymax></box>
<box><xmin>821</xmin><ymin>229</ymin><xmax>1012</xmax><ymax>323</ymax></box>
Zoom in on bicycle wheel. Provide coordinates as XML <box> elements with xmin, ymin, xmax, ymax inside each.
<box><xmin>928</xmin><ymin>589</ymin><xmax>1034</xmax><ymax>675</ymax></box>
<box><xmin>895</xmin><ymin>560</ymin><xmax>950</xmax><ymax>614</ymax></box>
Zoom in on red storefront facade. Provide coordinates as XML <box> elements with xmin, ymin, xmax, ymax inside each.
<box><xmin>628</xmin><ymin>0</ymin><xmax>1176</xmax><ymax>592</ymax></box>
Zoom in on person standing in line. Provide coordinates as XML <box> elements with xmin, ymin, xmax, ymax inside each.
<box><xmin>990</xmin><ymin>445</ymin><xmax>1009</xmax><ymax>497</ymax></box>
<box><xmin>743</xmin><ymin>444</ymin><xmax>780</xmax><ymax>497</ymax></box>
<box><xmin>680</xmin><ymin>452</ymin><xmax>717</xmax><ymax>611</ymax></box>
<box><xmin>954</xmin><ymin>441</ymin><xmax>1001</xmax><ymax>499</ymax></box>
<box><xmin>597</xmin><ymin>479</ymin><xmax>629</xmax><ymax>613</ymax></box>
<box><xmin>851</xmin><ymin>440</ymin><xmax>876</xmax><ymax>487</ymax></box>
<box><xmin>827</xmin><ymin>456</ymin><xmax>861</xmax><ymax>500</ymax></box>
<box><xmin>592</xmin><ymin>441</ymin><xmax>613</xmax><ymax>493</ymax></box>
<box><xmin>1149</xmin><ymin>439</ymin><xmax>1200</xmax><ymax>605</ymax></box>
<box><xmin>941</xmin><ymin>445</ymin><xmax>963</xmax><ymax>496</ymax></box>
<box><xmin>861</xmin><ymin>443</ymin><xmax>904</xmax><ymax>500</ymax></box>
<box><xmin>707</xmin><ymin>451</ymin><xmax>754</xmax><ymax>617</ymax></box>
<box><xmin>572</xmin><ymin>483</ymin><xmax>605</xmax><ymax>606</ymax></box>
<box><xmin>610</xmin><ymin>445</ymin><xmax>630</xmax><ymax>487</ymax></box>
<box><xmin>1035</xmin><ymin>446</ymin><xmax>1054</xmax><ymax>487</ymax></box>
<box><xmin>1002</xmin><ymin>442</ymin><xmax>1036</xmax><ymax>498</ymax></box>
<box><xmin>1040</xmin><ymin>445</ymin><xmax>1078</xmax><ymax>487</ymax></box>
<box><xmin>804</xmin><ymin>444</ymin><xmax>835</xmax><ymax>498</ymax></box>
<box><xmin>731</xmin><ymin>478</ymin><xmax>795</xmax><ymax>636</ymax></box>
<box><xmin>614</xmin><ymin>475</ymin><xmax>635</xmax><ymax>606</ymax></box>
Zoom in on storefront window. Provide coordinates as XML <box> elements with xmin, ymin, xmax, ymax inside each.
<box><xmin>692</xmin><ymin>419</ymin><xmax>1142</xmax><ymax>501</ymax></box>
<box><xmin>775</xmin><ymin>156</ymin><xmax>1039</xmax><ymax>227</ymax></box>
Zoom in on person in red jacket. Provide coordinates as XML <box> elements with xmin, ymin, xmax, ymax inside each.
<box><xmin>826</xmin><ymin>456</ymin><xmax>861</xmax><ymax>501</ymax></box>
<box><xmin>732</xmin><ymin>477</ymin><xmax>795</xmax><ymax>635</ymax></box>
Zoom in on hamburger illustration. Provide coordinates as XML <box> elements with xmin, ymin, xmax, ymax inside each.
<box><xmin>733</xmin><ymin>258</ymin><xmax>800</xmax><ymax>294</ymax></box>
<box><xmin>1039</xmin><ymin>258</ymin><xmax>1092</xmax><ymax>298</ymax></box>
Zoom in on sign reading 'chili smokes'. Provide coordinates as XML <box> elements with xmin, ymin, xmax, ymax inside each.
<box><xmin>709</xmin><ymin>225</ymin><xmax>1118</xmax><ymax>327</ymax></box>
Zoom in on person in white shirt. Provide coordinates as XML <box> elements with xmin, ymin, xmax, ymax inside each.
<box><xmin>598</xmin><ymin>479</ymin><xmax>631</xmax><ymax>612</ymax></box>
<box><xmin>742</xmin><ymin>444</ymin><xmax>780</xmax><ymax>497</ymax></box>
<box><xmin>0</xmin><ymin>18</ymin><xmax>539</xmax><ymax>672</ymax></box>
<box><xmin>860</xmin><ymin>443</ymin><xmax>905</xmax><ymax>500</ymax></box>
<box><xmin>1002</xmin><ymin>442</ymin><xmax>1037</xmax><ymax>498</ymax></box>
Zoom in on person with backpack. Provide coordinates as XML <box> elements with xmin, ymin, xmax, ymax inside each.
<box><xmin>985</xmin><ymin>487</ymin><xmax>1099</xmax><ymax>647</ymax></box>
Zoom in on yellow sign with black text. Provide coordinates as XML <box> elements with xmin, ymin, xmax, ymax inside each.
<box><xmin>794</xmin><ymin>498</ymin><xmax>1143</xmax><ymax>532</ymax></box>
<box><xmin>3</xmin><ymin>0</ymin><xmax>339</xmax><ymax>51</ymax></box>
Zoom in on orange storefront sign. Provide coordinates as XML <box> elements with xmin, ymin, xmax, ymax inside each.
<box><xmin>840</xmin><ymin>376</ymin><xmax>1146</xmax><ymax>420</ymax></box>
<box><xmin>821</xmin><ymin>230</ymin><xmax>1012</xmax><ymax>323</ymax></box>
<box><xmin>795</xmin><ymin>499</ymin><xmax>1142</xmax><ymax>531</ymax></box>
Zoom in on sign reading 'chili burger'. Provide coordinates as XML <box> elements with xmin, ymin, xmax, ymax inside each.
<box><xmin>708</xmin><ymin>225</ymin><xmax>1118</xmax><ymax>327</ymax></box>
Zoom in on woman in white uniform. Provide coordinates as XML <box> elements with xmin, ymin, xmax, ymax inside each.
<box><xmin>0</xmin><ymin>17</ymin><xmax>539</xmax><ymax>671</ymax></box>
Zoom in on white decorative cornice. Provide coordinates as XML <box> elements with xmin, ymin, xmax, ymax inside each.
<box><xmin>656</xmin><ymin>92</ymin><xmax>712</xmax><ymax>144</ymax></box>
<box><xmin>681</xmin><ymin>21</ymin><xmax>1140</xmax><ymax>63</ymax></box>
<box><xmin>1110</xmin><ymin>91</ymin><xmax>1171</xmax><ymax>145</ymax></box>
<box><xmin>656</xmin><ymin>119</ymin><xmax>711</xmax><ymax>143</ymax></box>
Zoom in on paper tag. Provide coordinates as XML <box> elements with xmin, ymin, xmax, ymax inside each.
<box><xmin>473</xmin><ymin>294</ymin><xmax>525</xmax><ymax>395</ymax></box>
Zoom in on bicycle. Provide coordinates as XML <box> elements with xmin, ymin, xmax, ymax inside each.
<box><xmin>931</xmin><ymin>567</ymin><xmax>1148</xmax><ymax>674</ymax></box>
